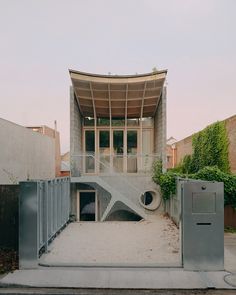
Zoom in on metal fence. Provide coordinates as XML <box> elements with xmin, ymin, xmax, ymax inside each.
<box><xmin>164</xmin><ymin>194</ymin><xmax>180</xmax><ymax>226</ymax></box>
<box><xmin>19</xmin><ymin>177</ymin><xmax>70</xmax><ymax>269</ymax></box>
<box><xmin>164</xmin><ymin>178</ymin><xmax>183</xmax><ymax>226</ymax></box>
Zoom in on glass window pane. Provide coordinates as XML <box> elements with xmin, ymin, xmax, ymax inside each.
<box><xmin>127</xmin><ymin>118</ymin><xmax>139</xmax><ymax>126</ymax></box>
<box><xmin>99</xmin><ymin>131</ymin><xmax>110</xmax><ymax>173</ymax></box>
<box><xmin>97</xmin><ymin>118</ymin><xmax>110</xmax><ymax>126</ymax></box>
<box><xmin>99</xmin><ymin>131</ymin><xmax>110</xmax><ymax>148</ymax></box>
<box><xmin>85</xmin><ymin>131</ymin><xmax>95</xmax><ymax>152</ymax></box>
<box><xmin>113</xmin><ymin>131</ymin><xmax>123</xmax><ymax>154</ymax></box>
<box><xmin>113</xmin><ymin>131</ymin><xmax>124</xmax><ymax>173</ymax></box>
<box><xmin>127</xmin><ymin>130</ymin><xmax>137</xmax><ymax>173</ymax></box>
<box><xmin>84</xmin><ymin>117</ymin><xmax>95</xmax><ymax>126</ymax></box>
<box><xmin>112</xmin><ymin>118</ymin><xmax>125</xmax><ymax>126</ymax></box>
<box><xmin>127</xmin><ymin>131</ymin><xmax>137</xmax><ymax>154</ymax></box>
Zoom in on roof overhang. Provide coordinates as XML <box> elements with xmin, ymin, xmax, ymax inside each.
<box><xmin>69</xmin><ymin>69</ymin><xmax>167</xmax><ymax>118</ymax></box>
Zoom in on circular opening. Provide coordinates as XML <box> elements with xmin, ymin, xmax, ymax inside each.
<box><xmin>141</xmin><ymin>192</ymin><xmax>153</xmax><ymax>206</ymax></box>
<box><xmin>139</xmin><ymin>190</ymin><xmax>161</xmax><ymax>211</ymax></box>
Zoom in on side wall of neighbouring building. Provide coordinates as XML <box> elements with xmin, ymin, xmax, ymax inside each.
<box><xmin>0</xmin><ymin>118</ymin><xmax>55</xmax><ymax>184</ymax></box>
<box><xmin>174</xmin><ymin>114</ymin><xmax>236</xmax><ymax>174</ymax></box>
<box><xmin>27</xmin><ymin>125</ymin><xmax>61</xmax><ymax>177</ymax></box>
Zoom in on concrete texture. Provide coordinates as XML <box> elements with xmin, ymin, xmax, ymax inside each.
<box><xmin>154</xmin><ymin>90</ymin><xmax>166</xmax><ymax>170</ymax></box>
<box><xmin>0</xmin><ymin>268</ymin><xmax>233</xmax><ymax>289</ymax></box>
<box><xmin>0</xmin><ymin>118</ymin><xmax>55</xmax><ymax>184</ymax></box>
<box><xmin>70</xmin><ymin>88</ymin><xmax>83</xmax><ymax>177</ymax></box>
<box><xmin>39</xmin><ymin>215</ymin><xmax>180</xmax><ymax>265</ymax></box>
<box><xmin>225</xmin><ymin>233</ymin><xmax>236</xmax><ymax>273</ymax></box>
<box><xmin>1</xmin><ymin>289</ymin><xmax>236</xmax><ymax>295</ymax></box>
<box><xmin>1</xmin><ymin>232</ymin><xmax>236</xmax><ymax>289</ymax></box>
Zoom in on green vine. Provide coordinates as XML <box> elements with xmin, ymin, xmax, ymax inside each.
<box><xmin>152</xmin><ymin>164</ymin><xmax>236</xmax><ymax>208</ymax></box>
<box><xmin>188</xmin><ymin>121</ymin><xmax>229</xmax><ymax>173</ymax></box>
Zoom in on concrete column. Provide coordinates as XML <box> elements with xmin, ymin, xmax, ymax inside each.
<box><xmin>70</xmin><ymin>86</ymin><xmax>83</xmax><ymax>176</ymax></box>
<box><xmin>161</xmin><ymin>87</ymin><xmax>167</xmax><ymax>172</ymax></box>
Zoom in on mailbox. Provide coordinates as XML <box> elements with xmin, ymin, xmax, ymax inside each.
<box><xmin>182</xmin><ymin>180</ymin><xmax>224</xmax><ymax>271</ymax></box>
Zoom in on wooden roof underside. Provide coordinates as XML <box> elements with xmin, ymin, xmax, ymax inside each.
<box><xmin>69</xmin><ymin>70</ymin><xmax>167</xmax><ymax>118</ymax></box>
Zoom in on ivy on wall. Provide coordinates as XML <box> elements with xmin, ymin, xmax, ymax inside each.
<box><xmin>152</xmin><ymin>121</ymin><xmax>234</xmax><ymax>206</ymax></box>
<box><xmin>152</xmin><ymin>165</ymin><xmax>236</xmax><ymax>208</ymax></box>
<box><xmin>190</xmin><ymin>121</ymin><xmax>230</xmax><ymax>173</ymax></box>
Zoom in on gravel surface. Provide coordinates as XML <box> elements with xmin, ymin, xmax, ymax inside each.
<box><xmin>41</xmin><ymin>214</ymin><xmax>180</xmax><ymax>265</ymax></box>
<box><xmin>0</xmin><ymin>248</ymin><xmax>18</xmax><ymax>274</ymax></box>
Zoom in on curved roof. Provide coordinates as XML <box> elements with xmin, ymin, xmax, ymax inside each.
<box><xmin>69</xmin><ymin>69</ymin><xmax>167</xmax><ymax>118</ymax></box>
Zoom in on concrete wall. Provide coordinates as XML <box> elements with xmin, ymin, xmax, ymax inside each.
<box><xmin>70</xmin><ymin>87</ymin><xmax>83</xmax><ymax>176</ymax></box>
<box><xmin>174</xmin><ymin>114</ymin><xmax>236</xmax><ymax>173</ymax></box>
<box><xmin>27</xmin><ymin>125</ymin><xmax>61</xmax><ymax>177</ymax></box>
<box><xmin>0</xmin><ymin>118</ymin><xmax>55</xmax><ymax>184</ymax></box>
<box><xmin>154</xmin><ymin>87</ymin><xmax>167</xmax><ymax>170</ymax></box>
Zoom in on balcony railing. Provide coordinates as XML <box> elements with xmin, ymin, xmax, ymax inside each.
<box><xmin>71</xmin><ymin>153</ymin><xmax>160</xmax><ymax>176</ymax></box>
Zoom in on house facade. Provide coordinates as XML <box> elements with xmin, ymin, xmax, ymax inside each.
<box><xmin>69</xmin><ymin>70</ymin><xmax>167</xmax><ymax>221</ymax></box>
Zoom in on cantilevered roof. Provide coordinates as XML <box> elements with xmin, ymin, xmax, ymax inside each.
<box><xmin>69</xmin><ymin>69</ymin><xmax>167</xmax><ymax>118</ymax></box>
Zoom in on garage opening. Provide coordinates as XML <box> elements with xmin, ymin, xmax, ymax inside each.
<box><xmin>79</xmin><ymin>191</ymin><xmax>96</xmax><ymax>221</ymax></box>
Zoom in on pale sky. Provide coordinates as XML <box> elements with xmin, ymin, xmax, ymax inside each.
<box><xmin>0</xmin><ymin>0</ymin><xmax>235</xmax><ymax>153</ymax></box>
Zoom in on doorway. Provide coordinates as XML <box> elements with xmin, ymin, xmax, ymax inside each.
<box><xmin>77</xmin><ymin>191</ymin><xmax>97</xmax><ymax>221</ymax></box>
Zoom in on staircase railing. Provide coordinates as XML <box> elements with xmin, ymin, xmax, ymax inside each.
<box><xmin>71</xmin><ymin>153</ymin><xmax>161</xmax><ymax>177</ymax></box>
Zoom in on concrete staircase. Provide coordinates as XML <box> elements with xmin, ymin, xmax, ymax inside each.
<box><xmin>74</xmin><ymin>175</ymin><xmax>150</xmax><ymax>221</ymax></box>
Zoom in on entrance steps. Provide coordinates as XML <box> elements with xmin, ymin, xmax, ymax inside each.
<box><xmin>72</xmin><ymin>174</ymin><xmax>161</xmax><ymax>221</ymax></box>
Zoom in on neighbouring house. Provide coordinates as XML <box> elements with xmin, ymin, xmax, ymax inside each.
<box><xmin>61</xmin><ymin>151</ymin><xmax>70</xmax><ymax>176</ymax></box>
<box><xmin>171</xmin><ymin>114</ymin><xmax>236</xmax><ymax>173</ymax></box>
<box><xmin>69</xmin><ymin>69</ymin><xmax>167</xmax><ymax>221</ymax></box>
<box><xmin>27</xmin><ymin>123</ymin><xmax>61</xmax><ymax>177</ymax></box>
<box><xmin>166</xmin><ymin>137</ymin><xmax>177</xmax><ymax>170</ymax></box>
<box><xmin>0</xmin><ymin>118</ymin><xmax>58</xmax><ymax>184</ymax></box>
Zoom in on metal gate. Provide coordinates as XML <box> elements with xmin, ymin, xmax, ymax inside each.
<box><xmin>181</xmin><ymin>179</ymin><xmax>224</xmax><ymax>270</ymax></box>
<box><xmin>19</xmin><ymin>177</ymin><xmax>70</xmax><ymax>269</ymax></box>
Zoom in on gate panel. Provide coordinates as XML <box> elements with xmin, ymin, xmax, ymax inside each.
<box><xmin>19</xmin><ymin>177</ymin><xmax>70</xmax><ymax>269</ymax></box>
<box><xmin>182</xmin><ymin>181</ymin><xmax>224</xmax><ymax>270</ymax></box>
<box><xmin>19</xmin><ymin>182</ymin><xmax>39</xmax><ymax>269</ymax></box>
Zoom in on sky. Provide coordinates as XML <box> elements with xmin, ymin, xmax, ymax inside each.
<box><xmin>0</xmin><ymin>0</ymin><xmax>236</xmax><ymax>153</ymax></box>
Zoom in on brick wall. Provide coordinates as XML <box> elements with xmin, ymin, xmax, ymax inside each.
<box><xmin>175</xmin><ymin>135</ymin><xmax>193</xmax><ymax>166</ymax></box>
<box><xmin>225</xmin><ymin>115</ymin><xmax>236</xmax><ymax>173</ymax></box>
<box><xmin>174</xmin><ymin>114</ymin><xmax>236</xmax><ymax>173</ymax></box>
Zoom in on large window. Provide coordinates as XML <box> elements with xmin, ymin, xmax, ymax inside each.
<box><xmin>99</xmin><ymin>130</ymin><xmax>110</xmax><ymax>173</ymax></box>
<box><xmin>85</xmin><ymin>131</ymin><xmax>95</xmax><ymax>173</ymax></box>
<box><xmin>127</xmin><ymin>130</ymin><xmax>137</xmax><ymax>173</ymax></box>
<box><xmin>113</xmin><ymin>130</ymin><xmax>124</xmax><ymax>172</ymax></box>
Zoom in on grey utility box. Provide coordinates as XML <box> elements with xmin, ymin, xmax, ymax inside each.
<box><xmin>182</xmin><ymin>180</ymin><xmax>224</xmax><ymax>271</ymax></box>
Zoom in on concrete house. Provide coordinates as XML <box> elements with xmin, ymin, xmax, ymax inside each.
<box><xmin>69</xmin><ymin>70</ymin><xmax>167</xmax><ymax>221</ymax></box>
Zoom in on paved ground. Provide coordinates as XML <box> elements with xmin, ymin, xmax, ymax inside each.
<box><xmin>0</xmin><ymin>288</ymin><xmax>236</xmax><ymax>294</ymax></box>
<box><xmin>40</xmin><ymin>215</ymin><xmax>180</xmax><ymax>266</ymax></box>
<box><xmin>1</xmin><ymin>220</ymin><xmax>236</xmax><ymax>291</ymax></box>
<box><xmin>224</xmin><ymin>233</ymin><xmax>236</xmax><ymax>272</ymax></box>
<box><xmin>0</xmin><ymin>268</ymin><xmax>233</xmax><ymax>289</ymax></box>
